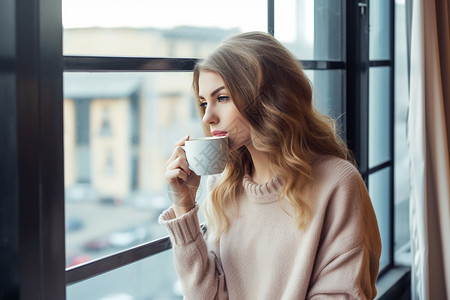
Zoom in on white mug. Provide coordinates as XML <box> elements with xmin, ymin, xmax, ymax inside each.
<box><xmin>182</xmin><ymin>136</ymin><xmax>229</xmax><ymax>175</ymax></box>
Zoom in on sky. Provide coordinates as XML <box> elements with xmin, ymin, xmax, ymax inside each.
<box><xmin>63</xmin><ymin>0</ymin><xmax>268</xmax><ymax>30</ymax></box>
<box><xmin>62</xmin><ymin>0</ymin><xmax>309</xmax><ymax>43</ymax></box>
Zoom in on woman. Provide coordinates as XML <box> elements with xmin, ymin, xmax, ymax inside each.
<box><xmin>161</xmin><ymin>31</ymin><xmax>381</xmax><ymax>299</ymax></box>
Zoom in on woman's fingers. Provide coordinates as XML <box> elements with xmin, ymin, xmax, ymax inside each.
<box><xmin>179</xmin><ymin>135</ymin><xmax>190</xmax><ymax>144</ymax></box>
<box><xmin>166</xmin><ymin>135</ymin><xmax>191</xmax><ymax>182</ymax></box>
<box><xmin>165</xmin><ymin>135</ymin><xmax>196</xmax><ymax>202</ymax></box>
<box><xmin>173</xmin><ymin>135</ymin><xmax>190</xmax><ymax>148</ymax></box>
<box><xmin>166</xmin><ymin>156</ymin><xmax>191</xmax><ymax>179</ymax></box>
<box><xmin>166</xmin><ymin>134</ymin><xmax>189</xmax><ymax>165</ymax></box>
<box><xmin>165</xmin><ymin>168</ymin><xmax>189</xmax><ymax>183</ymax></box>
<box><xmin>167</xmin><ymin>146</ymin><xmax>187</xmax><ymax>165</ymax></box>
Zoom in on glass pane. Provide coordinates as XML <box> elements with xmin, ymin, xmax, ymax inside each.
<box><xmin>368</xmin><ymin>167</ymin><xmax>391</xmax><ymax>271</ymax></box>
<box><xmin>369</xmin><ymin>0</ymin><xmax>391</xmax><ymax>60</ymax></box>
<box><xmin>275</xmin><ymin>0</ymin><xmax>344</xmax><ymax>60</ymax></box>
<box><xmin>64</xmin><ymin>72</ymin><xmax>208</xmax><ymax>266</ymax></box>
<box><xmin>369</xmin><ymin>67</ymin><xmax>391</xmax><ymax>167</ymax></box>
<box><xmin>394</xmin><ymin>0</ymin><xmax>411</xmax><ymax>266</ymax></box>
<box><xmin>67</xmin><ymin>250</ymin><xmax>181</xmax><ymax>299</ymax></box>
<box><xmin>305</xmin><ymin>70</ymin><xmax>345</xmax><ymax>137</ymax></box>
<box><xmin>62</xmin><ymin>0</ymin><xmax>267</xmax><ymax>57</ymax></box>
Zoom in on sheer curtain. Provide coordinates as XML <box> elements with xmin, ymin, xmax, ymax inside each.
<box><xmin>408</xmin><ymin>0</ymin><xmax>450</xmax><ymax>299</ymax></box>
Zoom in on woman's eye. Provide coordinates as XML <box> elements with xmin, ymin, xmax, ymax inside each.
<box><xmin>218</xmin><ymin>96</ymin><xmax>229</xmax><ymax>102</ymax></box>
<box><xmin>199</xmin><ymin>102</ymin><xmax>207</xmax><ymax>108</ymax></box>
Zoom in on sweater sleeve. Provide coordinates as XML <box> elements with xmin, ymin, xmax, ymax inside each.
<box><xmin>307</xmin><ymin>166</ymin><xmax>382</xmax><ymax>300</ymax></box>
<box><xmin>159</xmin><ymin>204</ymin><xmax>228</xmax><ymax>300</ymax></box>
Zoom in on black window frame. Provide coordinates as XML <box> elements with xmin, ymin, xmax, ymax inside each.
<box><xmin>1</xmin><ymin>0</ymin><xmax>66</xmax><ymax>298</ymax></box>
<box><xmin>347</xmin><ymin>0</ymin><xmax>396</xmax><ymax>278</ymax></box>
<box><xmin>0</xmin><ymin>0</ymin><xmax>405</xmax><ymax>298</ymax></box>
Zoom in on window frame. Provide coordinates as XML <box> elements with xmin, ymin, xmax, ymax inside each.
<box><xmin>347</xmin><ymin>0</ymin><xmax>396</xmax><ymax>277</ymax></box>
<box><xmin>0</xmin><ymin>0</ymin><xmax>66</xmax><ymax>298</ymax></box>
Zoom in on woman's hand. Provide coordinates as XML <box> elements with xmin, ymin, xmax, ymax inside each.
<box><xmin>165</xmin><ymin>135</ymin><xmax>201</xmax><ymax>217</ymax></box>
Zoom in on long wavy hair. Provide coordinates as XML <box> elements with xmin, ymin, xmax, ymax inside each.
<box><xmin>193</xmin><ymin>32</ymin><xmax>353</xmax><ymax>243</ymax></box>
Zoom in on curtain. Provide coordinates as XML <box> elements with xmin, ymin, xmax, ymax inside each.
<box><xmin>408</xmin><ymin>0</ymin><xmax>450</xmax><ymax>299</ymax></box>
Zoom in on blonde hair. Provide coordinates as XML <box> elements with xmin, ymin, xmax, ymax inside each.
<box><xmin>193</xmin><ymin>32</ymin><xmax>353</xmax><ymax>243</ymax></box>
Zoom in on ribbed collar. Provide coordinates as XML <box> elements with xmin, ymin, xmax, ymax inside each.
<box><xmin>242</xmin><ymin>174</ymin><xmax>284</xmax><ymax>204</ymax></box>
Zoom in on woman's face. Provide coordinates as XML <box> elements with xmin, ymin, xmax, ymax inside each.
<box><xmin>198</xmin><ymin>71</ymin><xmax>252</xmax><ymax>151</ymax></box>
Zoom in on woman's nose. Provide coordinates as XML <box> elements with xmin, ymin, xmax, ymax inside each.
<box><xmin>202</xmin><ymin>106</ymin><xmax>218</xmax><ymax>125</ymax></box>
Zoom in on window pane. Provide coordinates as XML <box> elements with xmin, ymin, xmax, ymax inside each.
<box><xmin>67</xmin><ymin>250</ymin><xmax>181</xmax><ymax>299</ymax></box>
<box><xmin>62</xmin><ymin>0</ymin><xmax>267</xmax><ymax>57</ymax></box>
<box><xmin>275</xmin><ymin>0</ymin><xmax>344</xmax><ymax>60</ymax></box>
<box><xmin>368</xmin><ymin>167</ymin><xmax>391</xmax><ymax>271</ymax></box>
<box><xmin>394</xmin><ymin>0</ymin><xmax>411</xmax><ymax>266</ymax></box>
<box><xmin>369</xmin><ymin>0</ymin><xmax>391</xmax><ymax>60</ymax></box>
<box><xmin>305</xmin><ymin>70</ymin><xmax>345</xmax><ymax>136</ymax></box>
<box><xmin>369</xmin><ymin>67</ymin><xmax>391</xmax><ymax>167</ymax></box>
<box><xmin>64</xmin><ymin>72</ymin><xmax>207</xmax><ymax>266</ymax></box>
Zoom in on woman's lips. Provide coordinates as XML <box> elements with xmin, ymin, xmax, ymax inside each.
<box><xmin>211</xmin><ymin>130</ymin><xmax>228</xmax><ymax>137</ymax></box>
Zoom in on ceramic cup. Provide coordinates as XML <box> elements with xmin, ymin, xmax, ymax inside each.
<box><xmin>182</xmin><ymin>136</ymin><xmax>229</xmax><ymax>175</ymax></box>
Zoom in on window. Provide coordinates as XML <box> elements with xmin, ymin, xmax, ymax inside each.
<box><xmin>0</xmin><ymin>0</ymin><xmax>408</xmax><ymax>298</ymax></box>
<box><xmin>393</xmin><ymin>0</ymin><xmax>411</xmax><ymax>268</ymax></box>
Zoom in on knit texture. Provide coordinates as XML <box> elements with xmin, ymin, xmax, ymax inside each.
<box><xmin>159</xmin><ymin>155</ymin><xmax>382</xmax><ymax>299</ymax></box>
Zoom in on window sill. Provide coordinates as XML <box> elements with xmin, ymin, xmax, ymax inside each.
<box><xmin>375</xmin><ymin>266</ymin><xmax>411</xmax><ymax>300</ymax></box>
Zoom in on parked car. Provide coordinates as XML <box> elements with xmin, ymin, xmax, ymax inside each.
<box><xmin>83</xmin><ymin>237</ymin><xmax>110</xmax><ymax>251</ymax></box>
<box><xmin>99</xmin><ymin>196</ymin><xmax>123</xmax><ymax>206</ymax></box>
<box><xmin>66</xmin><ymin>252</ymin><xmax>91</xmax><ymax>268</ymax></box>
<box><xmin>109</xmin><ymin>226</ymin><xmax>149</xmax><ymax>248</ymax></box>
<box><xmin>65</xmin><ymin>183</ymin><xmax>98</xmax><ymax>202</ymax></box>
<box><xmin>65</xmin><ymin>217</ymin><xmax>83</xmax><ymax>232</ymax></box>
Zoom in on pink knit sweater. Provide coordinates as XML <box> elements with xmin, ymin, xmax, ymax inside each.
<box><xmin>159</xmin><ymin>155</ymin><xmax>382</xmax><ymax>299</ymax></box>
